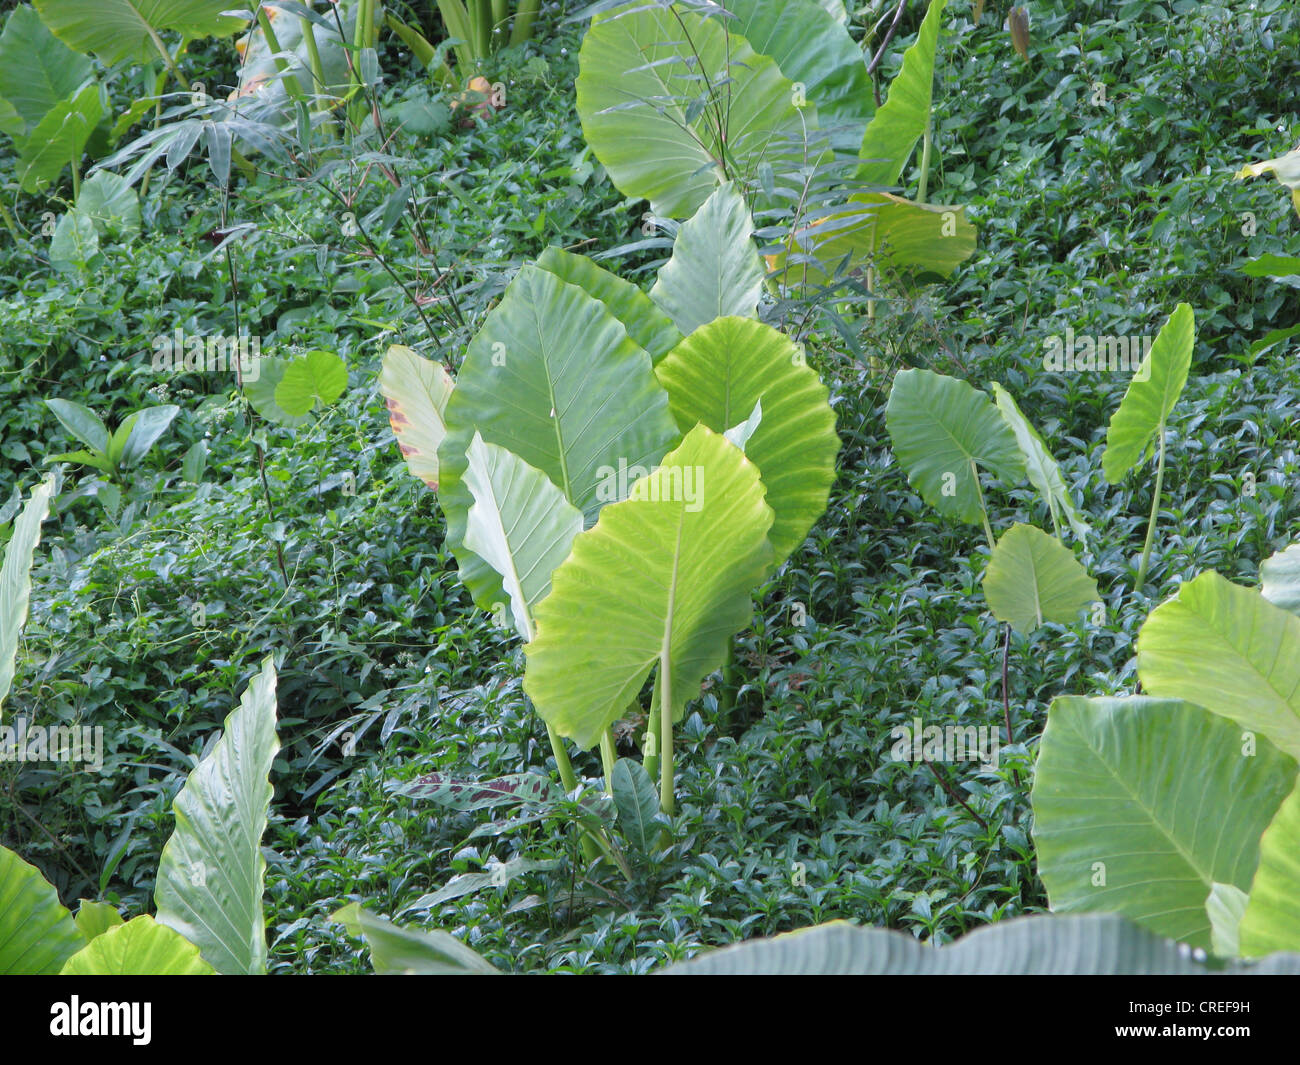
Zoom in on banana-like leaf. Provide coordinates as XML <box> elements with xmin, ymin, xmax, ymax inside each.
<box><xmin>535</xmin><ymin>247</ymin><xmax>680</xmax><ymax>364</ymax></box>
<box><xmin>155</xmin><ymin>656</ymin><xmax>280</xmax><ymax>975</ymax></box>
<box><xmin>333</xmin><ymin>903</ymin><xmax>499</xmax><ymax>974</ymax></box>
<box><xmin>32</xmin><ymin>0</ymin><xmax>244</xmax><ymax>67</ymax></box>
<box><xmin>982</xmin><ymin>523</ymin><xmax>1097</xmax><ymax>635</ymax></box>
<box><xmin>17</xmin><ymin>82</ymin><xmax>102</xmax><ymax>193</ymax></box>
<box><xmin>649</xmin><ymin>182</ymin><xmax>766</xmax><ymax>336</ymax></box>
<box><xmin>438</xmin><ymin>264</ymin><xmax>679</xmax><ymax>612</ymax></box>
<box><xmin>1137</xmin><ymin>570</ymin><xmax>1300</xmax><ymax>760</ymax></box>
<box><xmin>662</xmin><ymin>913</ymin><xmax>1300</xmax><ymax>975</ymax></box>
<box><xmin>524</xmin><ymin>425</ymin><xmax>774</xmax><ymax>749</ymax></box>
<box><xmin>0</xmin><ymin>6</ymin><xmax>92</xmax><ymax>136</ymax></box>
<box><xmin>74</xmin><ymin>900</ymin><xmax>125</xmax><ymax>943</ymax></box>
<box><xmin>1102</xmin><ymin>303</ymin><xmax>1193</xmax><ymax>483</ymax></box>
<box><xmin>884</xmin><ymin>367</ymin><xmax>1024</xmax><ymax>524</ymax></box>
<box><xmin>654</xmin><ymin>316</ymin><xmax>838</xmax><ymax>564</ymax></box>
<box><xmin>990</xmin><ymin>383</ymin><xmax>1089</xmax><ymax>544</ymax></box>
<box><xmin>462</xmin><ymin>433</ymin><xmax>584</xmax><ymax>641</ymax></box>
<box><xmin>1239</xmin><ymin>780</ymin><xmax>1300</xmax><ymax>956</ymax></box>
<box><xmin>1031</xmin><ymin>695</ymin><xmax>1296</xmax><ymax>951</ymax></box>
<box><xmin>0</xmin><ymin>475</ymin><xmax>54</xmax><ymax>719</ymax></box>
<box><xmin>858</xmin><ymin>0</ymin><xmax>948</xmax><ymax>187</ymax></box>
<box><xmin>117</xmin><ymin>405</ymin><xmax>180</xmax><ymax>469</ymax></box>
<box><xmin>46</xmin><ymin>398</ymin><xmax>108</xmax><ymax>454</ymax></box>
<box><xmin>379</xmin><ymin>345</ymin><xmax>454</xmax><ymax>490</ymax></box>
<box><xmin>576</xmin><ymin>2</ymin><xmax>815</xmax><ymax>218</ymax></box>
<box><xmin>0</xmin><ymin>845</ymin><xmax>82</xmax><ymax>974</ymax></box>
<box><xmin>60</xmin><ymin>915</ymin><xmax>215</xmax><ymax>975</ymax></box>
<box><xmin>722</xmin><ymin>0</ymin><xmax>874</xmax><ymax>149</ymax></box>
<box><xmin>1260</xmin><ymin>543</ymin><xmax>1300</xmax><ymax>618</ymax></box>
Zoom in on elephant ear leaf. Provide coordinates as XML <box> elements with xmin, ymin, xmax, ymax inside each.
<box><xmin>155</xmin><ymin>656</ymin><xmax>280</xmax><ymax>975</ymax></box>
<box><xmin>1261</xmin><ymin>543</ymin><xmax>1300</xmax><ymax>618</ymax></box>
<box><xmin>379</xmin><ymin>344</ymin><xmax>454</xmax><ymax>490</ymax></box>
<box><xmin>461</xmin><ymin>433</ymin><xmax>584</xmax><ymax>642</ymax></box>
<box><xmin>60</xmin><ymin>915</ymin><xmax>215</xmax><ymax>975</ymax></box>
<box><xmin>857</xmin><ymin>0</ymin><xmax>948</xmax><ymax>187</ymax></box>
<box><xmin>649</xmin><ymin>183</ymin><xmax>766</xmax><ymax>337</ymax></box>
<box><xmin>885</xmin><ymin>368</ymin><xmax>1024</xmax><ymax>525</ymax></box>
<box><xmin>0</xmin><ymin>474</ymin><xmax>55</xmax><ymax>719</ymax></box>
<box><xmin>982</xmin><ymin>523</ymin><xmax>1097</xmax><ymax>635</ymax></box>
<box><xmin>991</xmin><ymin>383</ymin><xmax>1089</xmax><ymax>544</ymax></box>
<box><xmin>0</xmin><ymin>845</ymin><xmax>82</xmax><ymax>974</ymax></box>
<box><xmin>654</xmin><ymin>316</ymin><xmax>838</xmax><ymax>565</ymax></box>
<box><xmin>524</xmin><ymin>425</ymin><xmax>774</xmax><ymax>750</ymax></box>
<box><xmin>32</xmin><ymin>0</ymin><xmax>244</xmax><ymax>67</ymax></box>
<box><xmin>1239</xmin><ymin>780</ymin><xmax>1300</xmax><ymax>956</ymax></box>
<box><xmin>1031</xmin><ymin>695</ymin><xmax>1297</xmax><ymax>952</ymax></box>
<box><xmin>1137</xmin><ymin>570</ymin><xmax>1300</xmax><ymax>761</ymax></box>
<box><xmin>1101</xmin><ymin>303</ymin><xmax>1194</xmax><ymax>483</ymax></box>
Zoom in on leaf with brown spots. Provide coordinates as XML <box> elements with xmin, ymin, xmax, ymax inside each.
<box><xmin>379</xmin><ymin>344</ymin><xmax>453</xmax><ymax>490</ymax></box>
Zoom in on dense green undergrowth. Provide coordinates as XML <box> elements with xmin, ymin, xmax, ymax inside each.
<box><xmin>1</xmin><ymin>0</ymin><xmax>1297</xmax><ymax>973</ymax></box>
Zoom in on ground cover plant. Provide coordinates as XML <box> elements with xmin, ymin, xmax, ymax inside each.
<box><xmin>0</xmin><ymin>0</ymin><xmax>1298</xmax><ymax>982</ymax></box>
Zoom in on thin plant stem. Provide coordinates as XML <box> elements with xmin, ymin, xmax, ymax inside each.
<box><xmin>1135</xmin><ymin>424</ymin><xmax>1166</xmax><ymax>590</ymax></box>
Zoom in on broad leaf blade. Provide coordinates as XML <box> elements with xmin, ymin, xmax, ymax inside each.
<box><xmin>119</xmin><ymin>405</ymin><xmax>179</xmax><ymax>468</ymax></box>
<box><xmin>46</xmin><ymin>398</ymin><xmax>109</xmax><ymax>453</ymax></box>
<box><xmin>1239</xmin><ymin>779</ymin><xmax>1300</xmax><ymax>956</ymax></box>
<box><xmin>379</xmin><ymin>344</ymin><xmax>453</xmax><ymax>490</ymax></box>
<box><xmin>654</xmin><ymin>316</ymin><xmax>838</xmax><ymax>565</ymax></box>
<box><xmin>1137</xmin><ymin>570</ymin><xmax>1300</xmax><ymax>760</ymax></box>
<box><xmin>524</xmin><ymin>425</ymin><xmax>775</xmax><ymax>749</ymax></box>
<box><xmin>612</xmin><ymin>758</ymin><xmax>660</xmax><ymax>853</ymax></box>
<box><xmin>332</xmin><ymin>903</ymin><xmax>498</xmax><ymax>974</ymax></box>
<box><xmin>0</xmin><ymin>6</ymin><xmax>93</xmax><ymax>134</ymax></box>
<box><xmin>982</xmin><ymin>523</ymin><xmax>1097</xmax><ymax>635</ymax></box>
<box><xmin>33</xmin><ymin>0</ymin><xmax>245</xmax><ymax>67</ymax></box>
<box><xmin>649</xmin><ymin>182</ymin><xmax>766</xmax><ymax>336</ymax></box>
<box><xmin>1261</xmin><ymin>543</ymin><xmax>1300</xmax><ymax>618</ymax></box>
<box><xmin>1102</xmin><ymin>303</ymin><xmax>1194</xmax><ymax>483</ymax></box>
<box><xmin>155</xmin><ymin>656</ymin><xmax>280</xmax><ymax>975</ymax></box>
<box><xmin>0</xmin><ymin>476</ymin><xmax>54</xmax><ymax>718</ymax></box>
<box><xmin>462</xmin><ymin>434</ymin><xmax>584</xmax><ymax>641</ymax></box>
<box><xmin>1030</xmin><ymin>695</ymin><xmax>1296</xmax><ymax>951</ymax></box>
<box><xmin>885</xmin><ymin>368</ymin><xmax>1024</xmax><ymax>524</ymax></box>
<box><xmin>0</xmin><ymin>845</ymin><xmax>81</xmax><ymax>974</ymax></box>
<box><xmin>60</xmin><ymin>915</ymin><xmax>215</xmax><ymax>975</ymax></box>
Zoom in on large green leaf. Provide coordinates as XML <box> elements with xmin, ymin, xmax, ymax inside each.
<box><xmin>611</xmin><ymin>758</ymin><xmax>661</xmax><ymax>854</ymax></box>
<box><xmin>1031</xmin><ymin>695</ymin><xmax>1296</xmax><ymax>951</ymax></box>
<box><xmin>49</xmin><ymin>210</ymin><xmax>99</xmax><ymax>271</ymax></box>
<box><xmin>275</xmin><ymin>349</ymin><xmax>348</xmax><ymax>416</ymax></box>
<box><xmin>0</xmin><ymin>6</ymin><xmax>93</xmax><ymax>135</ymax></box>
<box><xmin>155</xmin><ymin>656</ymin><xmax>280</xmax><ymax>975</ymax></box>
<box><xmin>74</xmin><ymin>900</ymin><xmax>125</xmax><ymax>943</ymax></box>
<box><xmin>884</xmin><ymin>368</ymin><xmax>1025</xmax><ymax>524</ymax></box>
<box><xmin>858</xmin><ymin>0</ymin><xmax>948</xmax><ymax>187</ymax></box>
<box><xmin>535</xmin><ymin>247</ymin><xmax>680</xmax><ymax>364</ymax></box>
<box><xmin>649</xmin><ymin>182</ymin><xmax>766</xmax><ymax>336</ymax></box>
<box><xmin>332</xmin><ymin>903</ymin><xmax>499</xmax><ymax>974</ymax></box>
<box><xmin>1102</xmin><ymin>303</ymin><xmax>1194</xmax><ymax>483</ymax></box>
<box><xmin>117</xmin><ymin>404</ymin><xmax>180</xmax><ymax>469</ymax></box>
<box><xmin>0</xmin><ymin>845</ymin><xmax>82</xmax><ymax>974</ymax></box>
<box><xmin>46</xmin><ymin>398</ymin><xmax>108</xmax><ymax>454</ymax></box>
<box><xmin>990</xmin><ymin>382</ymin><xmax>1089</xmax><ymax>543</ymax></box>
<box><xmin>1137</xmin><ymin>570</ymin><xmax>1300</xmax><ymax>761</ymax></box>
<box><xmin>16</xmin><ymin>82</ymin><xmax>102</xmax><ymax>193</ymax></box>
<box><xmin>379</xmin><ymin>345</ymin><xmax>454</xmax><ymax>491</ymax></box>
<box><xmin>722</xmin><ymin>0</ymin><xmax>874</xmax><ymax>149</ymax></box>
<box><xmin>653</xmin><ymin>316</ymin><xmax>838</xmax><ymax>564</ymax></box>
<box><xmin>75</xmin><ymin>171</ymin><xmax>141</xmax><ymax>238</ymax></box>
<box><xmin>60</xmin><ymin>915</ymin><xmax>215</xmax><ymax>975</ymax></box>
<box><xmin>438</xmin><ymin>264</ymin><xmax>679</xmax><ymax>611</ymax></box>
<box><xmin>524</xmin><ymin>425</ymin><xmax>774</xmax><ymax>749</ymax></box>
<box><xmin>768</xmin><ymin>193</ymin><xmax>976</xmax><ymax>287</ymax></box>
<box><xmin>0</xmin><ymin>475</ymin><xmax>54</xmax><ymax>719</ymax></box>
<box><xmin>462</xmin><ymin>433</ymin><xmax>584</xmax><ymax>641</ymax></box>
<box><xmin>33</xmin><ymin>0</ymin><xmax>244</xmax><ymax>67</ymax></box>
<box><xmin>982</xmin><ymin>523</ymin><xmax>1097</xmax><ymax>635</ymax></box>
<box><xmin>1239</xmin><ymin>779</ymin><xmax>1300</xmax><ymax>956</ymax></box>
<box><xmin>1261</xmin><ymin>543</ymin><xmax>1300</xmax><ymax>618</ymax></box>
<box><xmin>576</xmin><ymin>2</ymin><xmax>815</xmax><ymax>218</ymax></box>
<box><xmin>662</xmin><ymin>913</ymin><xmax>1300</xmax><ymax>974</ymax></box>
